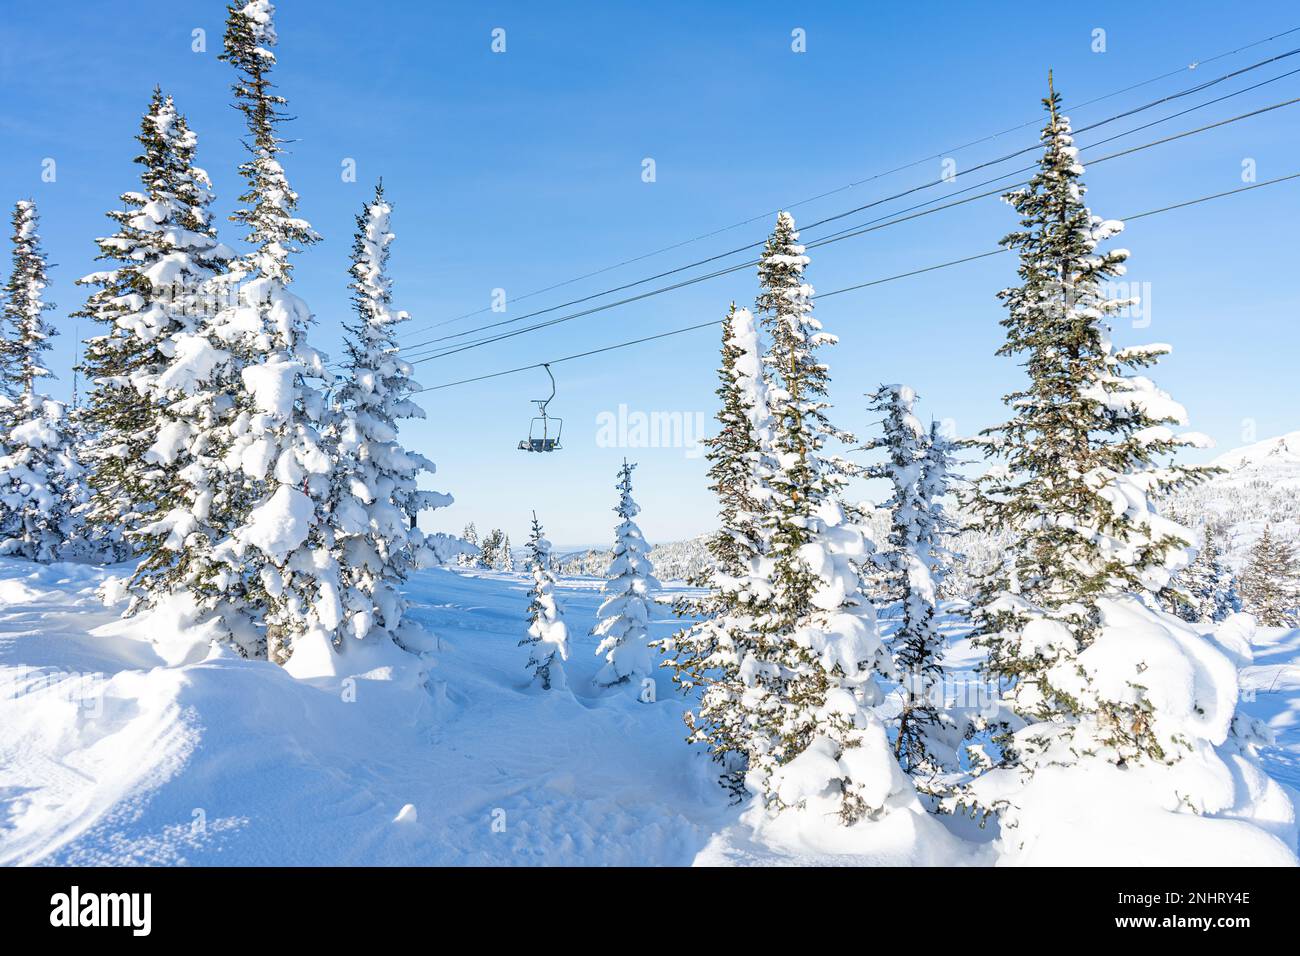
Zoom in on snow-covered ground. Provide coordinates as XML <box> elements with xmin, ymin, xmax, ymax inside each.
<box><xmin>1240</xmin><ymin>626</ymin><xmax>1300</xmax><ymax>796</ymax></box>
<box><xmin>0</xmin><ymin>558</ymin><xmax>1295</xmax><ymax>866</ymax></box>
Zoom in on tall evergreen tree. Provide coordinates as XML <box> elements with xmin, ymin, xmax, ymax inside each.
<box><xmin>969</xmin><ymin>79</ymin><xmax>1215</xmax><ymax>765</ymax></box>
<box><xmin>863</xmin><ymin>386</ymin><xmax>955</xmax><ymax>785</ymax></box>
<box><xmin>521</xmin><ymin>512</ymin><xmax>569</xmax><ymax>690</ymax></box>
<box><xmin>0</xmin><ymin>201</ymin><xmax>57</xmax><ymax>405</ymax></box>
<box><xmin>0</xmin><ymin>200</ymin><xmax>84</xmax><ymax>561</ymax></box>
<box><xmin>660</xmin><ymin>303</ymin><xmax>777</xmax><ymax>797</ymax></box>
<box><xmin>1239</xmin><ymin>525</ymin><xmax>1297</xmax><ymax>627</ymax></box>
<box><xmin>328</xmin><ymin>183</ymin><xmax>450</xmax><ymax>649</ymax></box>
<box><xmin>750</xmin><ymin>212</ymin><xmax>895</xmax><ymax>822</ymax></box>
<box><xmin>76</xmin><ymin>89</ymin><xmax>231</xmax><ymax>572</ymax></box>
<box><xmin>213</xmin><ymin>0</ymin><xmax>335</xmax><ymax>663</ymax></box>
<box><xmin>672</xmin><ymin>212</ymin><xmax>894</xmax><ymax>821</ymax></box>
<box><xmin>593</xmin><ymin>460</ymin><xmax>661</xmax><ymax>688</ymax></box>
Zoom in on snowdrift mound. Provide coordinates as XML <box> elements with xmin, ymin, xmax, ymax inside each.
<box><xmin>967</xmin><ymin>598</ymin><xmax>1297</xmax><ymax>866</ymax></box>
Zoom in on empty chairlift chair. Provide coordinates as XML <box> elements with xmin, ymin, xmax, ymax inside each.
<box><xmin>519</xmin><ymin>363</ymin><xmax>563</xmax><ymax>452</ymax></box>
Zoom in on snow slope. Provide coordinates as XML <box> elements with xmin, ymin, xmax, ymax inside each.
<box><xmin>0</xmin><ymin>559</ymin><xmax>1295</xmax><ymax>866</ymax></box>
<box><xmin>1240</xmin><ymin>625</ymin><xmax>1300</xmax><ymax>797</ymax></box>
<box><xmin>0</xmin><ymin>562</ymin><xmax>736</xmax><ymax>865</ymax></box>
<box><xmin>1210</xmin><ymin>430</ymin><xmax>1300</xmax><ymax>476</ymax></box>
<box><xmin>1168</xmin><ymin>430</ymin><xmax>1300</xmax><ymax>571</ymax></box>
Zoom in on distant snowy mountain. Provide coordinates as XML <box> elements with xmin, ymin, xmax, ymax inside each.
<box><xmin>1209</xmin><ymin>430</ymin><xmax>1300</xmax><ymax>481</ymax></box>
<box><xmin>1168</xmin><ymin>431</ymin><xmax>1300</xmax><ymax>570</ymax></box>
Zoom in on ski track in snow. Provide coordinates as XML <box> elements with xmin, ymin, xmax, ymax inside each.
<box><xmin>0</xmin><ymin>558</ymin><xmax>1297</xmax><ymax>866</ymax></box>
<box><xmin>1240</xmin><ymin>627</ymin><xmax>1300</xmax><ymax>797</ymax></box>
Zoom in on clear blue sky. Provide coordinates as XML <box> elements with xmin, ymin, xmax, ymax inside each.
<box><xmin>3</xmin><ymin>1</ymin><xmax>1297</xmax><ymax>548</ymax></box>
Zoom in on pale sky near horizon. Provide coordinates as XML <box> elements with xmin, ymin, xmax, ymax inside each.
<box><xmin>3</xmin><ymin>1</ymin><xmax>1298</xmax><ymax>547</ymax></box>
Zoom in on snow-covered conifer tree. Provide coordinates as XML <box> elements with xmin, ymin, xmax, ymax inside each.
<box><xmin>1240</xmin><ymin>525</ymin><xmax>1297</xmax><ymax>627</ymax></box>
<box><xmin>212</xmin><ymin>1</ymin><xmax>336</xmax><ymax>663</ymax></box>
<box><xmin>499</xmin><ymin>533</ymin><xmax>514</xmax><ymax>572</ymax></box>
<box><xmin>967</xmin><ymin>80</ymin><xmax>1218</xmax><ymax>766</ymax></box>
<box><xmin>862</xmin><ymin>386</ymin><xmax>955</xmax><ymax>784</ymax></box>
<box><xmin>593</xmin><ymin>460</ymin><xmax>661</xmax><ymax>688</ymax></box>
<box><xmin>699</xmin><ymin>303</ymin><xmax>772</xmax><ymax>579</ymax></box>
<box><xmin>328</xmin><ymin>182</ymin><xmax>450</xmax><ymax>649</ymax></box>
<box><xmin>919</xmin><ymin>421</ymin><xmax>958</xmax><ymax>593</ymax></box>
<box><xmin>0</xmin><ymin>200</ymin><xmax>85</xmax><ymax>562</ymax></box>
<box><xmin>660</xmin><ymin>302</ymin><xmax>777</xmax><ymax>795</ymax></box>
<box><xmin>0</xmin><ymin>202</ymin><xmax>56</xmax><ymax>406</ymax></box>
<box><xmin>1165</xmin><ymin>525</ymin><xmax>1240</xmax><ymax>623</ymax></box>
<box><xmin>76</xmin><ymin>89</ymin><xmax>231</xmax><ymax>575</ymax></box>
<box><xmin>695</xmin><ymin>212</ymin><xmax>893</xmax><ymax>822</ymax></box>
<box><xmin>951</xmin><ymin>82</ymin><xmax>1297</xmax><ymax>866</ymax></box>
<box><xmin>479</xmin><ymin>529</ymin><xmax>503</xmax><ymax>569</ymax></box>
<box><xmin>457</xmin><ymin>522</ymin><xmax>482</xmax><ymax>568</ymax></box>
<box><xmin>521</xmin><ymin>512</ymin><xmax>569</xmax><ymax>689</ymax></box>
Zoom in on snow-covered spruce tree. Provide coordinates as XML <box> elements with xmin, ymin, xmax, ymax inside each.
<box><xmin>61</xmin><ymin>386</ymin><xmax>102</xmax><ymax>563</ymax></box>
<box><xmin>479</xmin><ymin>529</ymin><xmax>503</xmax><ymax>569</ymax></box>
<box><xmin>967</xmin><ymin>80</ymin><xmax>1218</xmax><ymax>766</ymax></box>
<box><xmin>456</xmin><ymin>522</ymin><xmax>482</xmax><ymax>567</ymax></box>
<box><xmin>659</xmin><ymin>303</ymin><xmax>778</xmax><ymax>796</ymax></box>
<box><xmin>593</xmin><ymin>460</ymin><xmax>661</xmax><ymax>688</ymax></box>
<box><xmin>75</xmin><ymin>89</ymin><xmax>231</xmax><ymax>572</ymax></box>
<box><xmin>499</xmin><ymin>533</ymin><xmax>514</xmax><ymax>572</ymax></box>
<box><xmin>520</xmin><ymin>512</ymin><xmax>569</xmax><ymax>689</ymax></box>
<box><xmin>328</xmin><ymin>183</ymin><xmax>450</xmax><ymax>650</ymax></box>
<box><xmin>1240</xmin><ymin>525</ymin><xmax>1297</xmax><ymax>627</ymax></box>
<box><xmin>918</xmin><ymin>421</ymin><xmax>959</xmax><ymax>591</ymax></box>
<box><xmin>724</xmin><ymin>212</ymin><xmax>894</xmax><ymax>822</ymax></box>
<box><xmin>0</xmin><ymin>202</ymin><xmax>56</xmax><ymax>406</ymax></box>
<box><xmin>1164</xmin><ymin>525</ymin><xmax>1241</xmax><ymax>624</ymax></box>
<box><xmin>955</xmin><ymin>84</ymin><xmax>1296</xmax><ymax>866</ymax></box>
<box><xmin>699</xmin><ymin>303</ymin><xmax>772</xmax><ymax>580</ymax></box>
<box><xmin>862</xmin><ymin>385</ymin><xmax>954</xmax><ymax>785</ymax></box>
<box><xmin>0</xmin><ymin>200</ymin><xmax>85</xmax><ymax>562</ymax></box>
<box><xmin>128</xmin><ymin>281</ymin><xmax>253</xmax><ymax>637</ymax></box>
<box><xmin>212</xmin><ymin>0</ymin><xmax>335</xmax><ymax>663</ymax></box>
<box><xmin>951</xmin><ymin>83</ymin><xmax>1294</xmax><ymax>868</ymax></box>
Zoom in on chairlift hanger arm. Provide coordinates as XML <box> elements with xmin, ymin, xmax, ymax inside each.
<box><xmin>534</xmin><ymin>362</ymin><xmax>557</xmax><ymax>413</ymax></box>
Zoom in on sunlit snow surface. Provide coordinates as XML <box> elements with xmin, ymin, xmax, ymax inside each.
<box><xmin>0</xmin><ymin>560</ymin><xmax>1295</xmax><ymax>866</ymax></box>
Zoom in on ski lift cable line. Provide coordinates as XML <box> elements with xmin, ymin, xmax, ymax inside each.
<box><xmin>400</xmin><ymin>95</ymin><xmax>1300</xmax><ymax>365</ymax></box>
<box><xmin>403</xmin><ymin>94</ymin><xmax>1300</xmax><ymax>365</ymax></box>
<box><xmin>805</xmin><ymin>93</ymin><xmax>1300</xmax><ymax>252</ymax></box>
<box><xmin>395</xmin><ymin>29</ymin><xmax>1300</xmax><ymax>342</ymax></box>
<box><xmin>803</xmin><ymin>66</ymin><xmax>1300</xmax><ymax>247</ymax></box>
<box><xmin>393</xmin><ymin>57</ymin><xmax>1300</xmax><ymax>358</ymax></box>
<box><xmin>412</xmin><ymin>171</ymin><xmax>1300</xmax><ymax>394</ymax></box>
<box><xmin>799</xmin><ymin>53</ymin><xmax>1300</xmax><ymax>242</ymax></box>
<box><xmin>787</xmin><ymin>71</ymin><xmax>1300</xmax><ymax>257</ymax></box>
<box><xmin>396</xmin><ymin>27</ymin><xmax>1300</xmax><ymax>341</ymax></box>
<box><xmin>397</xmin><ymin>50</ymin><xmax>1300</xmax><ymax>356</ymax></box>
